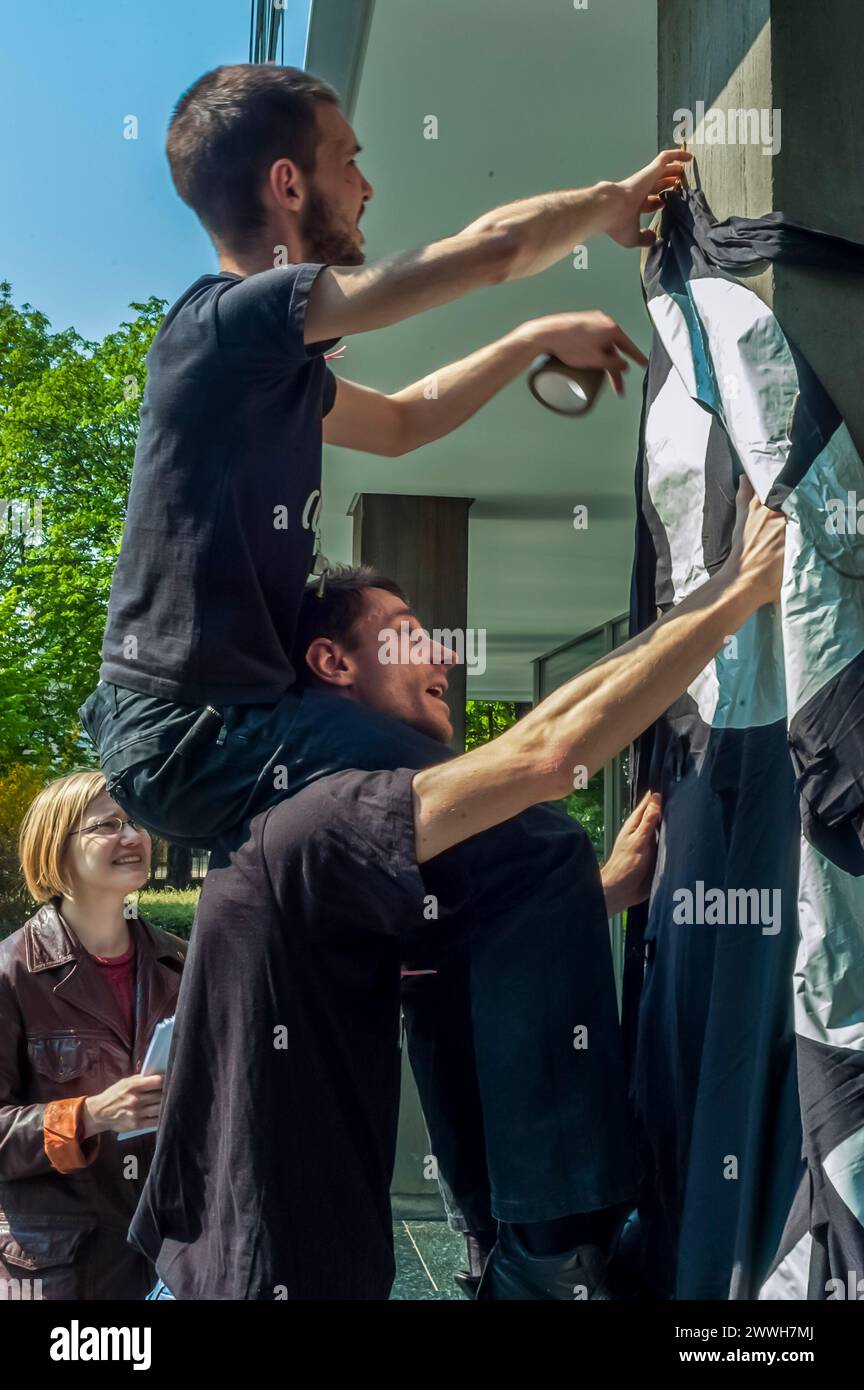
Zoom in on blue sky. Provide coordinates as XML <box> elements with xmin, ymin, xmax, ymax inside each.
<box><xmin>0</xmin><ymin>0</ymin><xmax>311</xmax><ymax>342</ymax></box>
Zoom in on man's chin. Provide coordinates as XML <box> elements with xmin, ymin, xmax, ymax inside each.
<box><xmin>352</xmin><ymin>692</ymin><xmax>451</xmax><ymax>744</ymax></box>
<box><xmin>304</xmin><ymin>235</ymin><xmax>365</xmax><ymax>267</ymax></box>
<box><xmin>424</xmin><ymin>714</ymin><xmax>454</xmax><ymax>745</ymax></box>
<box><xmin>404</xmin><ymin>710</ymin><xmax>452</xmax><ymax>745</ymax></box>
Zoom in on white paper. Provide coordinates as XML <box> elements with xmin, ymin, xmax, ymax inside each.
<box><xmin>117</xmin><ymin>1015</ymin><xmax>175</xmax><ymax>1141</ymax></box>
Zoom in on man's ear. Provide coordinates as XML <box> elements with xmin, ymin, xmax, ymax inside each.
<box><xmin>304</xmin><ymin>638</ymin><xmax>353</xmax><ymax>688</ymax></box>
<box><xmin>267</xmin><ymin>157</ymin><xmax>304</xmax><ymax>215</ymax></box>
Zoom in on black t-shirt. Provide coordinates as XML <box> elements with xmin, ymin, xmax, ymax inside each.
<box><xmin>128</xmin><ymin>763</ymin><xmax>616</xmax><ymax>1300</ymax></box>
<box><xmin>129</xmin><ymin>768</ymin><xmax>463</xmax><ymax>1300</ymax></box>
<box><xmin>99</xmin><ymin>266</ymin><xmax>340</xmax><ymax>704</ymax></box>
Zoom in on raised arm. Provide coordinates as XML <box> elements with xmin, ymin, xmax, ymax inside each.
<box><xmin>411</xmin><ymin>481</ymin><xmax>785</xmax><ymax>863</ymax></box>
<box><xmin>305</xmin><ymin>150</ymin><xmax>691</xmax><ymax>343</ymax></box>
<box><xmin>323</xmin><ymin>312</ymin><xmax>647</xmax><ymax>456</ymax></box>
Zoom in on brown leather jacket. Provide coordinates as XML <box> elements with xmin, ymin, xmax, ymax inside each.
<box><xmin>0</xmin><ymin>902</ymin><xmax>186</xmax><ymax>1300</ymax></box>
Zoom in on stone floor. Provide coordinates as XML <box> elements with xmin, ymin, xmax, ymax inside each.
<box><xmin>390</xmin><ymin>1220</ymin><xmax>467</xmax><ymax>1300</ymax></box>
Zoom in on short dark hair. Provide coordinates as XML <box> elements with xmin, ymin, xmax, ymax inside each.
<box><xmin>291</xmin><ymin>565</ymin><xmax>407</xmax><ymax>686</ymax></box>
<box><xmin>166</xmin><ymin>64</ymin><xmax>341</xmax><ymax>249</ymax></box>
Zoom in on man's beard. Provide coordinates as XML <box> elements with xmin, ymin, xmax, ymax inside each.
<box><xmin>300</xmin><ymin>184</ymin><xmax>365</xmax><ymax>265</ymax></box>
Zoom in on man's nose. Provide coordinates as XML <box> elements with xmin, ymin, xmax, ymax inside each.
<box><xmin>360</xmin><ymin>173</ymin><xmax>374</xmax><ymax>202</ymax></box>
<box><xmin>427</xmin><ymin>638</ymin><xmax>459</xmax><ymax>667</ymax></box>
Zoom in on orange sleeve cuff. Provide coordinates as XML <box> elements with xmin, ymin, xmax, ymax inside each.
<box><xmin>43</xmin><ymin>1097</ymin><xmax>100</xmax><ymax>1174</ymax></box>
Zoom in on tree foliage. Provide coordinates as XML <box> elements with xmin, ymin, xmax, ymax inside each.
<box><xmin>464</xmin><ymin>698</ymin><xmax>519</xmax><ymax>750</ymax></box>
<box><xmin>465</xmin><ymin>699</ymin><xmax>606</xmax><ymax>856</ymax></box>
<box><xmin>561</xmin><ymin>775</ymin><xmax>605</xmax><ymax>858</ymax></box>
<box><xmin>0</xmin><ymin>278</ymin><xmax>617</xmax><ymax>915</ymax></box>
<box><xmin>0</xmin><ymin>282</ymin><xmax>166</xmax><ymax>772</ymax></box>
<box><xmin>0</xmin><ymin>760</ymin><xmax>49</xmax><ymax>934</ymax></box>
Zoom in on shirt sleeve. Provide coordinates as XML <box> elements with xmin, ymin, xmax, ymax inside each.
<box><xmin>214</xmin><ymin>264</ymin><xmax>342</xmax><ymax>371</ymax></box>
<box><xmin>262</xmin><ymin>769</ymin><xmax>604</xmax><ymax>953</ymax></box>
<box><xmin>44</xmin><ymin>1097</ymin><xmax>100</xmax><ymax>1174</ymax></box>
<box><xmin>262</xmin><ymin>768</ymin><xmax>471</xmax><ymax>942</ymax></box>
<box><xmin>323</xmin><ymin>366</ymin><xmax>338</xmax><ymax>418</ymax></box>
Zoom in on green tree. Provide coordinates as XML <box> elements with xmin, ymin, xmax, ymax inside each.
<box><xmin>561</xmin><ymin>775</ymin><xmax>606</xmax><ymax>858</ymax></box>
<box><xmin>0</xmin><ymin>283</ymin><xmax>166</xmax><ymax>772</ymax></box>
<box><xmin>465</xmin><ymin>698</ymin><xmax>607</xmax><ymax>856</ymax></box>
<box><xmin>0</xmin><ymin>760</ymin><xmax>50</xmax><ymax>935</ymax></box>
<box><xmin>464</xmin><ymin>698</ymin><xmax>519</xmax><ymax>750</ymax></box>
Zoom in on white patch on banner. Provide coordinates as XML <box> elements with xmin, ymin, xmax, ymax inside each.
<box><xmin>795</xmin><ymin>839</ymin><xmax>864</xmax><ymax>1053</ymax></box>
<box><xmin>757</xmin><ymin>1231</ymin><xmax>811</xmax><ymax>1300</ymax></box>
<box><xmin>824</xmin><ymin>1127</ymin><xmax>864</xmax><ymax>1227</ymax></box>
<box><xmin>644</xmin><ymin>366</ymin><xmax>785</xmax><ymax>728</ymax></box>
<box><xmin>781</xmin><ymin>422</ymin><xmax>864</xmax><ymax>718</ymax></box>
<box><xmin>644</xmin><ymin>364</ymin><xmax>711</xmax><ymax>602</ymax></box>
<box><xmin>687</xmin><ymin>276</ymin><xmax>799</xmax><ymax>501</ymax></box>
<box><xmin>686</xmin><ymin>663</ymin><xmax>720</xmax><ymax>725</ymax></box>
<box><xmin>646</xmin><ymin>294</ymin><xmax>699</xmax><ymax>399</ymax></box>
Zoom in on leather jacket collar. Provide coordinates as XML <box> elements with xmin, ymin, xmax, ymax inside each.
<box><xmin>21</xmin><ymin>901</ymin><xmax>185</xmax><ymax>1062</ymax></box>
<box><xmin>23</xmin><ymin>900</ymin><xmax>181</xmax><ymax>971</ymax></box>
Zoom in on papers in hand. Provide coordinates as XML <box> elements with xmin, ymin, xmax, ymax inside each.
<box><xmin>118</xmin><ymin>1015</ymin><xmax>175</xmax><ymax>1141</ymax></box>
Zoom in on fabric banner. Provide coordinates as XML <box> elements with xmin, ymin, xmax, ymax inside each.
<box><xmin>626</xmin><ymin>185</ymin><xmax>864</xmax><ymax>1300</ymax></box>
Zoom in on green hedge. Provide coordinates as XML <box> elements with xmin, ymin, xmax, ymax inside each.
<box><xmin>135</xmin><ymin>889</ymin><xmax>199</xmax><ymax>939</ymax></box>
<box><xmin>0</xmin><ymin>888</ymin><xmax>201</xmax><ymax>943</ymax></box>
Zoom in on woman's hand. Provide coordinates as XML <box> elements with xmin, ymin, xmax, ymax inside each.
<box><xmin>82</xmin><ymin>1073</ymin><xmax>164</xmax><ymax>1137</ymax></box>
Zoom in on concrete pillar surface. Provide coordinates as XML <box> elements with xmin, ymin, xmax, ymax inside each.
<box><xmin>658</xmin><ymin>0</ymin><xmax>864</xmax><ymax>452</ymax></box>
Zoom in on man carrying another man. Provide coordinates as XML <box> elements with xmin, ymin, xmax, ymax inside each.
<box><xmin>128</xmin><ymin>488</ymin><xmax>784</xmax><ymax>1299</ymax></box>
<box><xmin>74</xmin><ymin>64</ymin><xmax>778</xmax><ymax>1298</ymax></box>
<box><xmin>80</xmin><ymin>61</ymin><xmax>690</xmax><ymax>858</ymax></box>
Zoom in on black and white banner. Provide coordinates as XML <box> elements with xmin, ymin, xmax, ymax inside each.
<box><xmin>627</xmin><ymin>186</ymin><xmax>864</xmax><ymax>1300</ymax></box>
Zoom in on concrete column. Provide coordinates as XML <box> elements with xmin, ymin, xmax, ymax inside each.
<box><xmin>350</xmin><ymin>492</ymin><xmax>473</xmax><ymax>1214</ymax></box>
<box><xmin>770</xmin><ymin>1</ymin><xmax>864</xmax><ymax>456</ymax></box>
<box><xmin>350</xmin><ymin>493</ymin><xmax>474</xmax><ymax>752</ymax></box>
<box><xmin>658</xmin><ymin>0</ymin><xmax>864</xmax><ymax>452</ymax></box>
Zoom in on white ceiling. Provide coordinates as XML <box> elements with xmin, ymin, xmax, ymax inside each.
<box><xmin>316</xmin><ymin>0</ymin><xmax>657</xmax><ymax>698</ymax></box>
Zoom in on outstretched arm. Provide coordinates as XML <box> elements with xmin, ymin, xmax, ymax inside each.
<box><xmin>411</xmin><ymin>482</ymin><xmax>785</xmax><ymax>863</ymax></box>
<box><xmin>306</xmin><ymin>150</ymin><xmax>691</xmax><ymax>343</ymax></box>
<box><xmin>322</xmin><ymin>313</ymin><xmax>647</xmax><ymax>455</ymax></box>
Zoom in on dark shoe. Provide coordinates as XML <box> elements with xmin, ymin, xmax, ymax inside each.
<box><xmin>476</xmin><ymin>1223</ymin><xmax>615</xmax><ymax>1301</ymax></box>
<box><xmin>454</xmin><ymin>1270</ymin><xmax>482</xmax><ymax>1299</ymax></box>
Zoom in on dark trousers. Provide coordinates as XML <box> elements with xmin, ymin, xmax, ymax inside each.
<box><xmin>401</xmin><ymin>953</ymin><xmax>494</xmax><ymax>1232</ymax></box>
<box><xmin>80</xmin><ymin>680</ymin><xmax>636</xmax><ymax>1224</ymax></box>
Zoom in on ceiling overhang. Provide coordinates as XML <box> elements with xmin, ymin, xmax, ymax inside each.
<box><xmin>304</xmin><ymin>0</ymin><xmax>376</xmax><ymax>117</ymax></box>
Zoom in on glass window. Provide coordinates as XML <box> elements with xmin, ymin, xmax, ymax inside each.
<box><xmin>537</xmin><ymin>629</ymin><xmax>607</xmax><ymax>703</ymax></box>
<box><xmin>534</xmin><ymin>616</ymin><xmax>631</xmax><ymax>1003</ymax></box>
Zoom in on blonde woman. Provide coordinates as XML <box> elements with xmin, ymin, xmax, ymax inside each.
<box><xmin>0</xmin><ymin>770</ymin><xmax>186</xmax><ymax>1300</ymax></box>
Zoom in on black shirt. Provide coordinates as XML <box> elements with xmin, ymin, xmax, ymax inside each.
<box><xmin>128</xmin><ymin>759</ymin><xmax>622</xmax><ymax>1299</ymax></box>
<box><xmin>129</xmin><ymin>769</ymin><xmax>461</xmax><ymax>1300</ymax></box>
<box><xmin>99</xmin><ymin>266</ymin><xmax>340</xmax><ymax>705</ymax></box>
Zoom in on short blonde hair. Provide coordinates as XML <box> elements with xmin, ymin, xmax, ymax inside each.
<box><xmin>18</xmin><ymin>769</ymin><xmax>108</xmax><ymax>902</ymax></box>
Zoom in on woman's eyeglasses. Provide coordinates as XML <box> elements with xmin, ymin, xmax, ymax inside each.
<box><xmin>67</xmin><ymin>816</ymin><xmax>142</xmax><ymax>839</ymax></box>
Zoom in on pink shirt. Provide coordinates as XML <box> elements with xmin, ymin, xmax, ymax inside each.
<box><xmin>92</xmin><ymin>941</ymin><xmax>137</xmax><ymax>1040</ymax></box>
